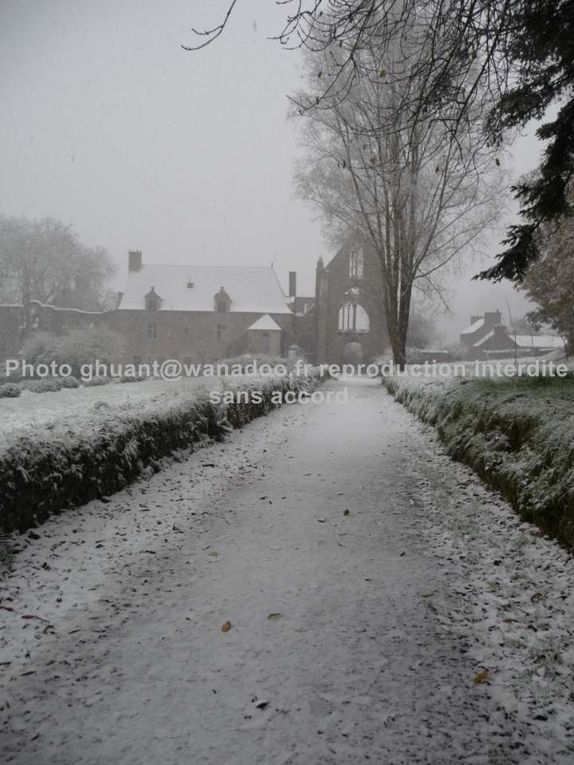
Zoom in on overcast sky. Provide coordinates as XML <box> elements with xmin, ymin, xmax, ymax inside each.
<box><xmin>0</xmin><ymin>0</ymin><xmax>544</xmax><ymax>341</ymax></box>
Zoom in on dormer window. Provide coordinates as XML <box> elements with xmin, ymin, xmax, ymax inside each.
<box><xmin>214</xmin><ymin>286</ymin><xmax>231</xmax><ymax>313</ymax></box>
<box><xmin>145</xmin><ymin>286</ymin><xmax>162</xmax><ymax>311</ymax></box>
<box><xmin>187</xmin><ymin>280</ymin><xmax>194</xmax><ymax>289</ymax></box>
<box><xmin>349</xmin><ymin>250</ymin><xmax>364</xmax><ymax>279</ymax></box>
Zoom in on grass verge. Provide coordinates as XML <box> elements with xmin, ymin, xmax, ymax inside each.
<box><xmin>384</xmin><ymin>374</ymin><xmax>574</xmax><ymax>548</ymax></box>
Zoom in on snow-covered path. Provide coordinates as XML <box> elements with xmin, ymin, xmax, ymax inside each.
<box><xmin>1</xmin><ymin>379</ymin><xmax>573</xmax><ymax>764</ymax></box>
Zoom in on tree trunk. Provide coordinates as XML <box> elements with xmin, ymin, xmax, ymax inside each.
<box><xmin>388</xmin><ymin>320</ymin><xmax>407</xmax><ymax>369</ymax></box>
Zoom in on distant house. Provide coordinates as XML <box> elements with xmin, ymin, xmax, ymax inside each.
<box><xmin>460</xmin><ymin>311</ymin><xmax>503</xmax><ymax>350</ymax></box>
<box><xmin>106</xmin><ymin>251</ymin><xmax>294</xmax><ymax>364</ymax></box>
<box><xmin>460</xmin><ymin>311</ymin><xmax>566</xmax><ymax>360</ymax></box>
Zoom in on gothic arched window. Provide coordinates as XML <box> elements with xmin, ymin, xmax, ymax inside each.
<box><xmin>348</xmin><ymin>250</ymin><xmax>364</xmax><ymax>279</ymax></box>
<box><xmin>338</xmin><ymin>302</ymin><xmax>369</xmax><ymax>332</ymax></box>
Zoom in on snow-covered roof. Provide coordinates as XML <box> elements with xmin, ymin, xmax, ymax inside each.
<box><xmin>472</xmin><ymin>329</ymin><xmax>495</xmax><ymax>347</ymax></box>
<box><xmin>473</xmin><ymin>330</ymin><xmax>566</xmax><ymax>350</ymax></box>
<box><xmin>119</xmin><ymin>265</ymin><xmax>291</xmax><ymax>314</ymax></box>
<box><xmin>514</xmin><ymin>335</ymin><xmax>565</xmax><ymax>350</ymax></box>
<box><xmin>247</xmin><ymin>314</ymin><xmax>282</xmax><ymax>331</ymax></box>
<box><xmin>461</xmin><ymin>318</ymin><xmax>485</xmax><ymax>335</ymax></box>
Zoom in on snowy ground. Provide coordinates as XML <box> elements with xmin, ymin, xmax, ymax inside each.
<box><xmin>0</xmin><ymin>378</ymin><xmax>222</xmax><ymax>442</ymax></box>
<box><xmin>0</xmin><ymin>378</ymin><xmax>573</xmax><ymax>764</ymax></box>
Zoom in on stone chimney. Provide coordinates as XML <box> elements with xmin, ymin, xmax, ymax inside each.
<box><xmin>484</xmin><ymin>310</ymin><xmax>503</xmax><ymax>328</ymax></box>
<box><xmin>288</xmin><ymin>271</ymin><xmax>297</xmax><ymax>298</ymax></box>
<box><xmin>128</xmin><ymin>250</ymin><xmax>142</xmax><ymax>272</ymax></box>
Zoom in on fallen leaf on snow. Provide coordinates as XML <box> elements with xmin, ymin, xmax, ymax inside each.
<box><xmin>221</xmin><ymin>620</ymin><xmax>232</xmax><ymax>632</ymax></box>
<box><xmin>473</xmin><ymin>669</ymin><xmax>489</xmax><ymax>684</ymax></box>
<box><xmin>267</xmin><ymin>612</ymin><xmax>283</xmax><ymax>621</ymax></box>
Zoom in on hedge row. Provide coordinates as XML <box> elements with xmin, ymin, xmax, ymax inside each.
<box><xmin>384</xmin><ymin>375</ymin><xmax>574</xmax><ymax>548</ymax></box>
<box><xmin>0</xmin><ymin>373</ymin><xmax>318</xmax><ymax>533</ymax></box>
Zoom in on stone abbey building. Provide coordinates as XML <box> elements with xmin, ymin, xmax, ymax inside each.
<box><xmin>105</xmin><ymin>250</ymin><xmax>294</xmax><ymax>364</ymax></box>
<box><xmin>0</xmin><ymin>247</ymin><xmax>389</xmax><ymax>366</ymax></box>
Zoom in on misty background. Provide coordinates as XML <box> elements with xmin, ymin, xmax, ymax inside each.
<box><xmin>0</xmin><ymin>0</ymin><xmax>543</xmax><ymax>342</ymax></box>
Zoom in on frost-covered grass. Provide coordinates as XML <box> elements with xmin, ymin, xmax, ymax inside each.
<box><xmin>0</xmin><ymin>373</ymin><xmax>318</xmax><ymax>534</ymax></box>
<box><xmin>384</xmin><ymin>373</ymin><xmax>574</xmax><ymax>548</ymax></box>
<box><xmin>0</xmin><ymin>377</ymin><xmax>224</xmax><ymax>442</ymax></box>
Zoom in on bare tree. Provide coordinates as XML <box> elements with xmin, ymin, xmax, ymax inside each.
<box><xmin>0</xmin><ymin>216</ymin><xmax>115</xmax><ymax>335</ymax></box>
<box><xmin>192</xmin><ymin>2</ymin><xmax>574</xmax><ymax>287</ymax></box>
<box><xmin>184</xmin><ymin>1</ymin><xmax>513</xmax><ymax>128</ymax></box>
<box><xmin>293</xmin><ymin>34</ymin><xmax>501</xmax><ymax>366</ymax></box>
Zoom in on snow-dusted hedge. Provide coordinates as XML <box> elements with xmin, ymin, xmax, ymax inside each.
<box><xmin>384</xmin><ymin>375</ymin><xmax>574</xmax><ymax>548</ymax></box>
<box><xmin>20</xmin><ymin>377</ymin><xmax>80</xmax><ymax>394</ymax></box>
<box><xmin>0</xmin><ymin>384</ymin><xmax>21</xmax><ymax>399</ymax></box>
<box><xmin>0</xmin><ymin>373</ymin><xmax>318</xmax><ymax>533</ymax></box>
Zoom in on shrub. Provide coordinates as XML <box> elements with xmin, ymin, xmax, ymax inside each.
<box><xmin>83</xmin><ymin>375</ymin><xmax>111</xmax><ymax>387</ymax></box>
<box><xmin>25</xmin><ymin>379</ymin><xmax>64</xmax><ymax>393</ymax></box>
<box><xmin>0</xmin><ymin>384</ymin><xmax>21</xmax><ymax>399</ymax></box>
<box><xmin>58</xmin><ymin>375</ymin><xmax>80</xmax><ymax>389</ymax></box>
<box><xmin>215</xmin><ymin>354</ymin><xmax>293</xmax><ymax>373</ymax></box>
<box><xmin>119</xmin><ymin>374</ymin><xmax>147</xmax><ymax>383</ymax></box>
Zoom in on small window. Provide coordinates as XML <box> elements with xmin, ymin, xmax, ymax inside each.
<box><xmin>183</xmin><ymin>326</ymin><xmax>190</xmax><ymax>336</ymax></box>
<box><xmin>216</xmin><ymin>324</ymin><xmax>225</xmax><ymax>340</ymax></box>
<box><xmin>147</xmin><ymin>322</ymin><xmax>157</xmax><ymax>339</ymax></box>
<box><xmin>349</xmin><ymin>250</ymin><xmax>364</xmax><ymax>279</ymax></box>
<box><xmin>133</xmin><ymin>355</ymin><xmax>142</xmax><ymax>365</ymax></box>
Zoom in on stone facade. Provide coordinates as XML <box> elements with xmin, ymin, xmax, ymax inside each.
<box><xmin>311</xmin><ymin>245</ymin><xmax>387</xmax><ymax>364</ymax></box>
<box><xmin>107</xmin><ymin>253</ymin><xmax>295</xmax><ymax>364</ymax></box>
<box><xmin>1</xmin><ymin>248</ymin><xmax>392</xmax><ymax>368</ymax></box>
<box><xmin>106</xmin><ymin>308</ymin><xmax>292</xmax><ymax>364</ymax></box>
